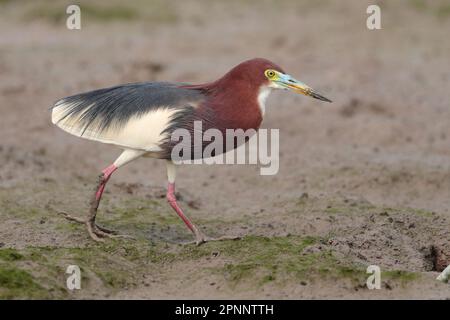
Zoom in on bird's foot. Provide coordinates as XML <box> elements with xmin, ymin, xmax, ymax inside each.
<box><xmin>58</xmin><ymin>211</ymin><xmax>134</xmax><ymax>242</ymax></box>
<box><xmin>87</xmin><ymin>221</ymin><xmax>135</xmax><ymax>242</ymax></box>
<box><xmin>86</xmin><ymin>221</ymin><xmax>135</xmax><ymax>242</ymax></box>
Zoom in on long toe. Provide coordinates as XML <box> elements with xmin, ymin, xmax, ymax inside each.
<box><xmin>92</xmin><ymin>225</ymin><xmax>135</xmax><ymax>240</ymax></box>
<box><xmin>58</xmin><ymin>211</ymin><xmax>86</xmax><ymax>224</ymax></box>
<box><xmin>205</xmin><ymin>235</ymin><xmax>242</xmax><ymax>243</ymax></box>
<box><xmin>186</xmin><ymin>234</ymin><xmax>242</xmax><ymax>246</ymax></box>
<box><xmin>95</xmin><ymin>224</ymin><xmax>118</xmax><ymax>234</ymax></box>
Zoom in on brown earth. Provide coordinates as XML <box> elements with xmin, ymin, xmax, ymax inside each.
<box><xmin>0</xmin><ymin>0</ymin><xmax>450</xmax><ymax>299</ymax></box>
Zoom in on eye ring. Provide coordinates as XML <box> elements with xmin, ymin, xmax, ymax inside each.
<box><xmin>266</xmin><ymin>70</ymin><xmax>276</xmax><ymax>79</ymax></box>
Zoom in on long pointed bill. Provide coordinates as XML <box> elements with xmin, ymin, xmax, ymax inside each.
<box><xmin>275</xmin><ymin>73</ymin><xmax>332</xmax><ymax>103</ymax></box>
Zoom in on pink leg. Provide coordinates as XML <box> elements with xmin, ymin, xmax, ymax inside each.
<box><xmin>95</xmin><ymin>164</ymin><xmax>117</xmax><ymax>201</ymax></box>
<box><xmin>60</xmin><ymin>164</ymin><xmax>129</xmax><ymax>242</ymax></box>
<box><xmin>166</xmin><ymin>182</ymin><xmax>205</xmax><ymax>244</ymax></box>
<box><xmin>85</xmin><ymin>164</ymin><xmax>120</xmax><ymax>239</ymax></box>
<box><xmin>60</xmin><ymin>149</ymin><xmax>145</xmax><ymax>242</ymax></box>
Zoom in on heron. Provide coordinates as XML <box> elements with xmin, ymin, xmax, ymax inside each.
<box><xmin>52</xmin><ymin>58</ymin><xmax>331</xmax><ymax>244</ymax></box>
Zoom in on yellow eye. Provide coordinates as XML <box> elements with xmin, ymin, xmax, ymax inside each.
<box><xmin>265</xmin><ymin>70</ymin><xmax>276</xmax><ymax>79</ymax></box>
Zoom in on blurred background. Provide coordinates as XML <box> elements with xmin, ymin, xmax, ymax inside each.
<box><xmin>0</xmin><ymin>0</ymin><xmax>449</xmax><ymax>299</ymax></box>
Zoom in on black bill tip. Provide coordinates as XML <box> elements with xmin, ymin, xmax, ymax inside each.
<box><xmin>310</xmin><ymin>91</ymin><xmax>332</xmax><ymax>103</ymax></box>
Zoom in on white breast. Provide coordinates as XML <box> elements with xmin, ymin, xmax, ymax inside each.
<box><xmin>257</xmin><ymin>87</ymin><xmax>272</xmax><ymax>116</ymax></box>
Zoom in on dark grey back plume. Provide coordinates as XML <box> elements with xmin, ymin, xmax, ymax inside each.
<box><xmin>53</xmin><ymin>82</ymin><xmax>205</xmax><ymax>136</ymax></box>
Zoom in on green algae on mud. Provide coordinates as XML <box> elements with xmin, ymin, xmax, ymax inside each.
<box><xmin>0</xmin><ymin>266</ymin><xmax>50</xmax><ymax>299</ymax></box>
<box><xmin>0</xmin><ymin>248</ymin><xmax>23</xmax><ymax>262</ymax></box>
<box><xmin>0</xmin><ymin>184</ymin><xmax>434</xmax><ymax>298</ymax></box>
<box><xmin>382</xmin><ymin>270</ymin><xmax>420</xmax><ymax>284</ymax></box>
<box><xmin>0</xmin><ymin>237</ymin><xmax>336</xmax><ymax>298</ymax></box>
<box><xmin>204</xmin><ymin>235</ymin><xmax>367</xmax><ymax>287</ymax></box>
<box><xmin>0</xmin><ymin>232</ymin><xmax>426</xmax><ymax>299</ymax></box>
